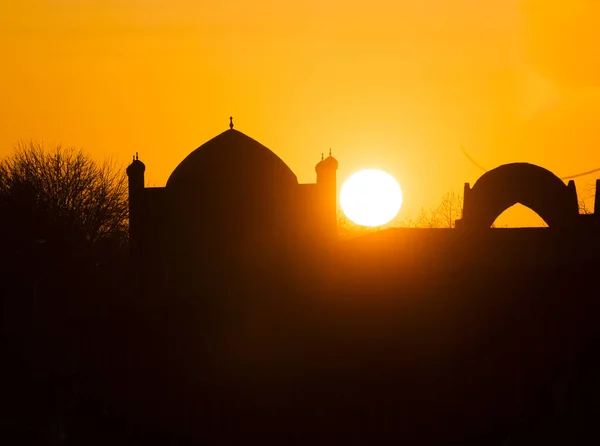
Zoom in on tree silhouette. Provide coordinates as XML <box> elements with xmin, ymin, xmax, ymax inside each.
<box><xmin>578</xmin><ymin>182</ymin><xmax>596</xmax><ymax>215</ymax></box>
<box><xmin>337</xmin><ymin>192</ymin><xmax>465</xmax><ymax>232</ymax></box>
<box><xmin>579</xmin><ymin>199</ymin><xmax>593</xmax><ymax>215</ymax></box>
<box><xmin>0</xmin><ymin>142</ymin><xmax>133</xmax><ymax>442</ymax></box>
<box><xmin>0</xmin><ymin>141</ymin><xmax>128</xmax><ymax>262</ymax></box>
<box><xmin>409</xmin><ymin>192</ymin><xmax>463</xmax><ymax>228</ymax></box>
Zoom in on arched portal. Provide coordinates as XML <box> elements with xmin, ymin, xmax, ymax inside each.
<box><xmin>457</xmin><ymin>163</ymin><xmax>579</xmax><ymax>230</ymax></box>
<box><xmin>493</xmin><ymin>203</ymin><xmax>549</xmax><ymax>228</ymax></box>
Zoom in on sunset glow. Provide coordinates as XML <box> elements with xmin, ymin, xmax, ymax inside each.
<box><xmin>340</xmin><ymin>169</ymin><xmax>403</xmax><ymax>227</ymax></box>
<box><xmin>3</xmin><ymin>2</ymin><xmax>600</xmax><ymax>442</ymax></box>
<box><xmin>1</xmin><ymin>1</ymin><xmax>599</xmax><ymax>225</ymax></box>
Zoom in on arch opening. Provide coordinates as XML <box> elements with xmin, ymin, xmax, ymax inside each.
<box><xmin>492</xmin><ymin>203</ymin><xmax>549</xmax><ymax>228</ymax></box>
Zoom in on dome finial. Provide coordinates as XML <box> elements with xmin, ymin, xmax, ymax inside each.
<box><xmin>329</xmin><ymin>148</ymin><xmax>332</xmax><ymax>157</ymax></box>
<box><xmin>229</xmin><ymin>116</ymin><xmax>234</xmax><ymax>130</ymax></box>
<box><xmin>135</xmin><ymin>152</ymin><xmax>139</xmax><ymax>160</ymax></box>
<box><xmin>321</xmin><ymin>153</ymin><xmax>324</xmax><ymax>161</ymax></box>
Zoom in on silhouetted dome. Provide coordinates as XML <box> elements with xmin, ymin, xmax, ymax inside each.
<box><xmin>166</xmin><ymin>129</ymin><xmax>297</xmax><ymax>190</ymax></box>
<box><xmin>315</xmin><ymin>155</ymin><xmax>338</xmax><ymax>173</ymax></box>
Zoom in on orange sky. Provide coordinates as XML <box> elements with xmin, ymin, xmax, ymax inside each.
<box><xmin>1</xmin><ymin>0</ymin><xmax>599</xmax><ymax>225</ymax></box>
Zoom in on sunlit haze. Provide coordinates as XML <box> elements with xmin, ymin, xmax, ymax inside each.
<box><xmin>341</xmin><ymin>169</ymin><xmax>403</xmax><ymax>227</ymax></box>
<box><xmin>3</xmin><ymin>2</ymin><xmax>600</xmax><ymax>441</ymax></box>
<box><xmin>1</xmin><ymin>0</ymin><xmax>600</xmax><ymax>225</ymax></box>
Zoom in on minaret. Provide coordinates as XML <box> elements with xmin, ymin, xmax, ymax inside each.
<box><xmin>315</xmin><ymin>149</ymin><xmax>339</xmax><ymax>240</ymax></box>
<box><xmin>126</xmin><ymin>153</ymin><xmax>145</xmax><ymax>259</ymax></box>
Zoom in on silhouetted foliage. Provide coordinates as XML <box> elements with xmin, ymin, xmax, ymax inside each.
<box><xmin>579</xmin><ymin>199</ymin><xmax>593</xmax><ymax>215</ymax></box>
<box><xmin>0</xmin><ymin>141</ymin><xmax>128</xmax><ymax>262</ymax></box>
<box><xmin>397</xmin><ymin>191</ymin><xmax>464</xmax><ymax>228</ymax></box>
<box><xmin>435</xmin><ymin>191</ymin><xmax>462</xmax><ymax>228</ymax></box>
<box><xmin>578</xmin><ymin>182</ymin><xmax>596</xmax><ymax>215</ymax></box>
<box><xmin>0</xmin><ymin>141</ymin><xmax>133</xmax><ymax>444</ymax></box>
<box><xmin>338</xmin><ymin>191</ymin><xmax>464</xmax><ymax>232</ymax></box>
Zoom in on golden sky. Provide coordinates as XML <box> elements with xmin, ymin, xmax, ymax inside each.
<box><xmin>1</xmin><ymin>0</ymin><xmax>599</xmax><ymax>225</ymax></box>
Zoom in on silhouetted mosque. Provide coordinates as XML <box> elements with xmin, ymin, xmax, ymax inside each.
<box><xmin>126</xmin><ymin>118</ymin><xmax>338</xmax><ymax>296</ymax></box>
<box><xmin>127</xmin><ymin>119</ymin><xmax>600</xmax><ymax>298</ymax></box>
<box><xmin>121</xmin><ymin>123</ymin><xmax>600</xmax><ymax>443</ymax></box>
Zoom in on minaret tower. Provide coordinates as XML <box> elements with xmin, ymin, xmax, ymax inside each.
<box><xmin>315</xmin><ymin>149</ymin><xmax>339</xmax><ymax>240</ymax></box>
<box><xmin>126</xmin><ymin>153</ymin><xmax>145</xmax><ymax>258</ymax></box>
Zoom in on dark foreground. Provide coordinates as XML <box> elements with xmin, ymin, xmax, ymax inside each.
<box><xmin>2</xmin><ymin>228</ymin><xmax>600</xmax><ymax>445</ymax></box>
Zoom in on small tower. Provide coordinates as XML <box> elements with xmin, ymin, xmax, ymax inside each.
<box><xmin>126</xmin><ymin>153</ymin><xmax>145</xmax><ymax>258</ymax></box>
<box><xmin>315</xmin><ymin>149</ymin><xmax>339</xmax><ymax>240</ymax></box>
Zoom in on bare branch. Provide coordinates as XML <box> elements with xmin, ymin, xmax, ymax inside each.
<box><xmin>0</xmin><ymin>141</ymin><xmax>128</xmax><ymax>257</ymax></box>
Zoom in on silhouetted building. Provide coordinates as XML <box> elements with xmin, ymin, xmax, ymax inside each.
<box><xmin>115</xmin><ymin>155</ymin><xmax>600</xmax><ymax>443</ymax></box>
<box><xmin>456</xmin><ymin>162</ymin><xmax>600</xmax><ymax>231</ymax></box>
<box><xmin>127</xmin><ymin>119</ymin><xmax>338</xmax><ymax>297</ymax></box>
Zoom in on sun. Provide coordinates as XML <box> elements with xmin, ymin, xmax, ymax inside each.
<box><xmin>340</xmin><ymin>169</ymin><xmax>403</xmax><ymax>227</ymax></box>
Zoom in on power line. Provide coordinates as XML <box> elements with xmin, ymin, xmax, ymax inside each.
<box><xmin>560</xmin><ymin>167</ymin><xmax>600</xmax><ymax>180</ymax></box>
<box><xmin>460</xmin><ymin>146</ymin><xmax>600</xmax><ymax>180</ymax></box>
<box><xmin>460</xmin><ymin>146</ymin><xmax>488</xmax><ymax>172</ymax></box>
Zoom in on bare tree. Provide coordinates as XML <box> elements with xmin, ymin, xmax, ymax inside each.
<box><xmin>0</xmin><ymin>141</ymin><xmax>128</xmax><ymax>258</ymax></box>
<box><xmin>413</xmin><ymin>207</ymin><xmax>441</xmax><ymax>228</ymax></box>
<box><xmin>437</xmin><ymin>191</ymin><xmax>462</xmax><ymax>228</ymax></box>
<box><xmin>337</xmin><ymin>192</ymin><xmax>465</xmax><ymax>234</ymax></box>
<box><xmin>411</xmin><ymin>192</ymin><xmax>463</xmax><ymax>228</ymax></box>
<box><xmin>579</xmin><ymin>199</ymin><xmax>593</xmax><ymax>215</ymax></box>
<box><xmin>578</xmin><ymin>182</ymin><xmax>596</xmax><ymax>215</ymax></box>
